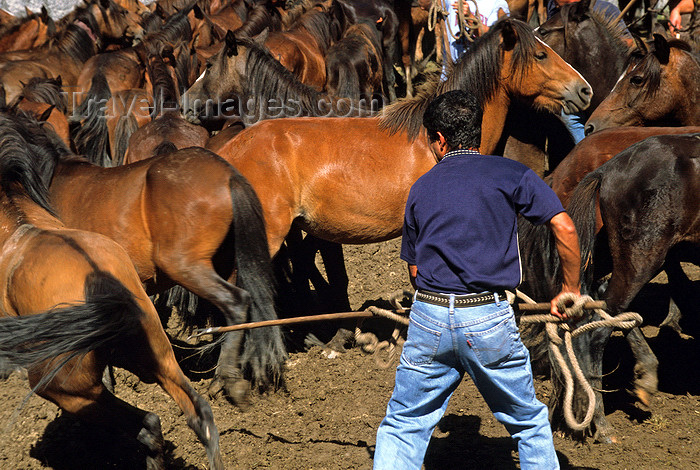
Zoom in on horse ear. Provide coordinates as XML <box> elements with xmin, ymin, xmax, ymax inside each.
<box><xmin>652</xmin><ymin>34</ymin><xmax>671</xmax><ymax>64</ymax></box>
<box><xmin>193</xmin><ymin>4</ymin><xmax>204</xmax><ymax>20</ymax></box>
<box><xmin>570</xmin><ymin>0</ymin><xmax>591</xmax><ymax>22</ymax></box>
<box><xmin>500</xmin><ymin>20</ymin><xmax>518</xmax><ymax>51</ymax></box>
<box><xmin>40</xmin><ymin>6</ymin><xmax>49</xmax><ymax>22</ymax></box>
<box><xmin>225</xmin><ymin>30</ymin><xmax>239</xmax><ymax>57</ymax></box>
<box><xmin>38</xmin><ymin>105</ymin><xmax>56</xmax><ymax>123</ymax></box>
<box><xmin>56</xmin><ymin>75</ymin><xmax>62</xmax><ymax>86</ymax></box>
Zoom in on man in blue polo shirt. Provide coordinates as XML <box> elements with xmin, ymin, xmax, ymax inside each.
<box><xmin>373</xmin><ymin>90</ymin><xmax>581</xmax><ymax>470</ymax></box>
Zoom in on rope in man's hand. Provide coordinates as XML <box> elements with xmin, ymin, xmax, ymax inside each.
<box><xmin>516</xmin><ymin>290</ymin><xmax>643</xmax><ymax>431</ymax></box>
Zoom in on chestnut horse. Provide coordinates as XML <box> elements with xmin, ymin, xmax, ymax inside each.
<box><xmin>0</xmin><ymin>6</ymin><xmax>55</xmax><ymax>52</ymax></box>
<box><xmin>207</xmin><ymin>18</ymin><xmax>591</xmax><ymax>256</ymax></box>
<box><xmin>0</xmin><ymin>114</ymin><xmax>223</xmax><ymax>469</ymax></box>
<box><xmin>3</xmin><ymin>110</ymin><xmax>286</xmax><ymax>407</ymax></box>
<box><xmin>585</xmin><ymin>35</ymin><xmax>700</xmax><ymax>134</ymax></box>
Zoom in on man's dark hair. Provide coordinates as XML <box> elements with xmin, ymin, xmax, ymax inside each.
<box><xmin>422</xmin><ymin>90</ymin><xmax>482</xmax><ymax>150</ymax></box>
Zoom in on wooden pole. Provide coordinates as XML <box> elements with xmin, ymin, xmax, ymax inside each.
<box><xmin>188</xmin><ymin>301</ymin><xmax>607</xmax><ymax>337</ymax></box>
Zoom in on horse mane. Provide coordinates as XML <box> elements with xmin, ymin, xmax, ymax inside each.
<box><xmin>243</xmin><ymin>37</ymin><xmax>324</xmax><ymax>115</ymax></box>
<box><xmin>282</xmin><ymin>0</ymin><xmax>316</xmax><ymax>28</ymax></box>
<box><xmin>291</xmin><ymin>7</ymin><xmax>338</xmax><ymax>54</ymax></box>
<box><xmin>585</xmin><ymin>6</ymin><xmax>633</xmax><ymax>52</ymax></box>
<box><xmin>235</xmin><ymin>3</ymin><xmax>281</xmax><ymax>38</ymax></box>
<box><xmin>146</xmin><ymin>53</ymin><xmax>180</xmax><ymax>116</ymax></box>
<box><xmin>56</xmin><ymin>13</ymin><xmax>101</xmax><ymax>63</ymax></box>
<box><xmin>380</xmin><ymin>19</ymin><xmax>536</xmax><ymax>140</ymax></box>
<box><xmin>141</xmin><ymin>7</ymin><xmax>194</xmax><ymax>53</ymax></box>
<box><xmin>11</xmin><ymin>77</ymin><xmax>67</xmax><ymax>114</ymax></box>
<box><xmin>0</xmin><ymin>112</ymin><xmax>61</xmax><ymax>217</ymax></box>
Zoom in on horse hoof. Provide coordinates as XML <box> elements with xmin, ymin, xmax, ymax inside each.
<box><xmin>226</xmin><ymin>379</ymin><xmax>253</xmax><ymax>411</ymax></box>
<box><xmin>635</xmin><ymin>388</ymin><xmax>653</xmax><ymax>407</ymax></box>
<box><xmin>208</xmin><ymin>378</ymin><xmax>224</xmax><ymax>399</ymax></box>
<box><xmin>594</xmin><ymin>433</ymin><xmax>619</xmax><ymax>444</ymax></box>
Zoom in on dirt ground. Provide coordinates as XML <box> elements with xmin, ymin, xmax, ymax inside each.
<box><xmin>1</xmin><ymin>238</ymin><xmax>699</xmax><ymax>470</ymax></box>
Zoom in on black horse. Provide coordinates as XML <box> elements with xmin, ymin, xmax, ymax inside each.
<box><xmin>521</xmin><ymin>133</ymin><xmax>700</xmax><ymax>443</ymax></box>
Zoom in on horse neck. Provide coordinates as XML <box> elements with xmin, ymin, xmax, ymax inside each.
<box><xmin>479</xmin><ymin>89</ymin><xmax>510</xmax><ymax>155</ymax></box>
<box><xmin>672</xmin><ymin>50</ymin><xmax>700</xmax><ymax>125</ymax></box>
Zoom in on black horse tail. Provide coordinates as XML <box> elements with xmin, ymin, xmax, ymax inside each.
<box><xmin>72</xmin><ymin>72</ymin><xmax>112</xmax><ymax>167</ymax></box>
<box><xmin>229</xmin><ymin>170</ymin><xmax>287</xmax><ymax>390</ymax></box>
<box><xmin>112</xmin><ymin>112</ymin><xmax>138</xmax><ymax>166</ymax></box>
<box><xmin>0</xmin><ymin>271</ymin><xmax>143</xmax><ymax>393</ymax></box>
<box><xmin>566</xmin><ymin>169</ymin><xmax>604</xmax><ymax>295</ymax></box>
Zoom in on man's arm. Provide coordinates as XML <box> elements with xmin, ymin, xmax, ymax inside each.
<box><xmin>548</xmin><ymin>211</ymin><xmax>581</xmax><ymax>318</ymax></box>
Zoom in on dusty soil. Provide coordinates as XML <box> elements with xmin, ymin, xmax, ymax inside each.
<box><xmin>1</xmin><ymin>238</ymin><xmax>699</xmax><ymax>470</ymax></box>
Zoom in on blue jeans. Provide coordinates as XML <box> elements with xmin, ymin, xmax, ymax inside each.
<box><xmin>373</xmin><ymin>294</ymin><xmax>559</xmax><ymax>470</ymax></box>
<box><xmin>560</xmin><ymin>110</ymin><xmax>586</xmax><ymax>144</ymax></box>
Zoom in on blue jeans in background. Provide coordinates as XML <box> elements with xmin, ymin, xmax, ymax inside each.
<box><xmin>561</xmin><ymin>110</ymin><xmax>586</xmax><ymax>144</ymax></box>
<box><xmin>373</xmin><ymin>294</ymin><xmax>559</xmax><ymax>470</ymax></box>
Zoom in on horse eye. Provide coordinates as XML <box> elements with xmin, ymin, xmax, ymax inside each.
<box><xmin>630</xmin><ymin>75</ymin><xmax>644</xmax><ymax>86</ymax></box>
<box><xmin>205</xmin><ymin>61</ymin><xmax>212</xmax><ymax>70</ymax></box>
<box><xmin>535</xmin><ymin>51</ymin><xmax>547</xmax><ymax>60</ymax></box>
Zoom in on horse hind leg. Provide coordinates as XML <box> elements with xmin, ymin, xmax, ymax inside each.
<box><xmin>160</xmin><ymin>261</ymin><xmax>253</xmax><ymax>408</ymax></box>
<box><xmin>32</xmin><ymin>372</ymin><xmax>166</xmax><ymax>469</ymax></box>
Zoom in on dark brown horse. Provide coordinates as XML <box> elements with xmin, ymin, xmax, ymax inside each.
<box><xmin>518</xmin><ymin>127</ymin><xmax>700</xmax><ymax>442</ymax></box>
<box><xmin>585</xmin><ymin>35</ymin><xmax>700</xmax><ymax>133</ymax></box>
<box><xmin>324</xmin><ymin>19</ymin><xmax>384</xmax><ymax>100</ymax></box>
<box><xmin>562</xmin><ymin>133</ymin><xmax>700</xmax><ymax>442</ymax></box>
<box><xmin>0</xmin><ymin>113</ymin><xmax>223</xmax><ymax>469</ymax></box>
<box><xmin>5</xmin><ymin>110</ymin><xmax>286</xmax><ymax>406</ymax></box>
<box><xmin>207</xmin><ymin>18</ymin><xmax>591</xmax><ymax>255</ymax></box>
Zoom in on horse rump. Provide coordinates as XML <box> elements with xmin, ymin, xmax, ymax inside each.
<box><xmin>0</xmin><ymin>271</ymin><xmax>143</xmax><ymax>393</ymax></box>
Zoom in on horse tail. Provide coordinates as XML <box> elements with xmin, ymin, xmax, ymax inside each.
<box><xmin>112</xmin><ymin>112</ymin><xmax>138</xmax><ymax>166</ymax></box>
<box><xmin>72</xmin><ymin>72</ymin><xmax>111</xmax><ymax>167</ymax></box>
<box><xmin>228</xmin><ymin>169</ymin><xmax>287</xmax><ymax>390</ymax></box>
<box><xmin>566</xmin><ymin>169</ymin><xmax>604</xmax><ymax>293</ymax></box>
<box><xmin>0</xmin><ymin>271</ymin><xmax>143</xmax><ymax>392</ymax></box>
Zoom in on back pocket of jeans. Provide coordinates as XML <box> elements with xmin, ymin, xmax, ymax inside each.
<box><xmin>402</xmin><ymin>319</ymin><xmax>441</xmax><ymax>366</ymax></box>
<box><xmin>464</xmin><ymin>315</ymin><xmax>517</xmax><ymax>368</ymax></box>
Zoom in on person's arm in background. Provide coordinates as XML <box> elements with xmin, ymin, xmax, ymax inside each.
<box><xmin>548</xmin><ymin>211</ymin><xmax>581</xmax><ymax>318</ymax></box>
<box><xmin>669</xmin><ymin>0</ymin><xmax>695</xmax><ymax>34</ymax></box>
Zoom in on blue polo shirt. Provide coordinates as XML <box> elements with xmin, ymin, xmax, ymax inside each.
<box><xmin>401</xmin><ymin>150</ymin><xmax>564</xmax><ymax>294</ymax></box>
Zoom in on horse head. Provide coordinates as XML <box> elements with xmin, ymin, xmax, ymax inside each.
<box><xmin>496</xmin><ymin>19</ymin><xmax>592</xmax><ymax>116</ymax></box>
<box><xmin>585</xmin><ymin>35</ymin><xmax>698</xmax><ymax>134</ymax></box>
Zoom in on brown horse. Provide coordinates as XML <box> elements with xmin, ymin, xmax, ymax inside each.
<box><xmin>2</xmin><ymin>76</ymin><xmax>71</xmax><ymax>148</ymax></box>
<box><xmin>548</xmin><ymin>126</ymin><xmax>700</xmax><ymax>208</ymax></box>
<box><xmin>0</xmin><ymin>0</ymin><xmax>144</xmax><ymax>105</ymax></box>
<box><xmin>5</xmin><ymin>110</ymin><xmax>286</xmax><ymax>406</ymax></box>
<box><xmin>0</xmin><ymin>114</ymin><xmax>223</xmax><ymax>469</ymax></box>
<box><xmin>207</xmin><ymin>18</ymin><xmax>591</xmax><ymax>256</ymax></box>
<box><xmin>263</xmin><ymin>1</ymin><xmax>348</xmax><ymax>90</ymax></box>
<box><xmin>123</xmin><ymin>51</ymin><xmax>209</xmax><ymax>163</ymax></box>
<box><xmin>585</xmin><ymin>35</ymin><xmax>700</xmax><ymax>134</ymax></box>
<box><xmin>0</xmin><ymin>6</ymin><xmax>55</xmax><ymax>52</ymax></box>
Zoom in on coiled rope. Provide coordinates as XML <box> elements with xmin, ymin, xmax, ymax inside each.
<box><xmin>428</xmin><ymin>0</ymin><xmax>481</xmax><ymax>42</ymax></box>
<box><xmin>517</xmin><ymin>290</ymin><xmax>643</xmax><ymax>431</ymax></box>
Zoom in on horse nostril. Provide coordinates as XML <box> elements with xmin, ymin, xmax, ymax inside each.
<box><xmin>584</xmin><ymin>124</ymin><xmax>595</xmax><ymax>136</ymax></box>
<box><xmin>582</xmin><ymin>87</ymin><xmax>592</xmax><ymax>97</ymax></box>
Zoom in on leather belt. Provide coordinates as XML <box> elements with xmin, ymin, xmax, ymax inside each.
<box><xmin>415</xmin><ymin>289</ymin><xmax>506</xmax><ymax>307</ymax></box>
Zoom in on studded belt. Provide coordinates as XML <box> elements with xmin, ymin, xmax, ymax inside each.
<box><xmin>415</xmin><ymin>289</ymin><xmax>506</xmax><ymax>307</ymax></box>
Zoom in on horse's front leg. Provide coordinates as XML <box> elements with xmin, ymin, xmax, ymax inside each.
<box><xmin>623</xmin><ymin>326</ymin><xmax>659</xmax><ymax>406</ymax></box>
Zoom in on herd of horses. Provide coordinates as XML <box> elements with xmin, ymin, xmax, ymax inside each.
<box><xmin>0</xmin><ymin>0</ymin><xmax>698</xmax><ymax>467</ymax></box>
